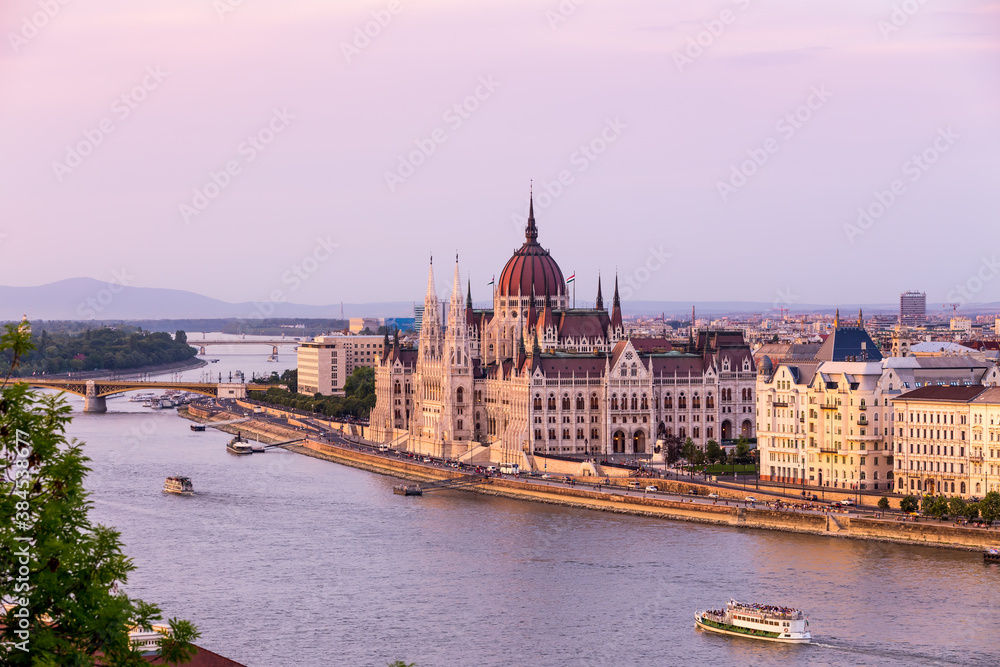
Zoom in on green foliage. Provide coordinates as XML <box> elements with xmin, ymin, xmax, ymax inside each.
<box><xmin>963</xmin><ymin>502</ymin><xmax>981</xmax><ymax>521</ymax></box>
<box><xmin>734</xmin><ymin>437</ymin><xmax>751</xmax><ymax>459</ymax></box>
<box><xmin>0</xmin><ymin>322</ymin><xmax>198</xmax><ymax>665</ymax></box>
<box><xmin>948</xmin><ymin>496</ymin><xmax>967</xmax><ymax>517</ymax></box>
<box><xmin>387</xmin><ymin>662</ymin><xmax>415</xmax><ymax>667</ymax></box>
<box><xmin>0</xmin><ymin>327</ymin><xmax>196</xmax><ymax>377</ymax></box>
<box><xmin>705</xmin><ymin>439</ymin><xmax>721</xmax><ymax>464</ymax></box>
<box><xmin>980</xmin><ymin>491</ymin><xmax>1000</xmax><ymax>523</ymax></box>
<box><xmin>899</xmin><ymin>495</ymin><xmax>918</xmax><ymax>513</ymax></box>
<box><xmin>251</xmin><ymin>367</ymin><xmax>374</xmax><ymax>419</ymax></box>
<box><xmin>255</xmin><ymin>368</ymin><xmax>297</xmax><ymax>394</ymax></box>
<box><xmin>877</xmin><ymin>497</ymin><xmax>890</xmax><ymax>510</ymax></box>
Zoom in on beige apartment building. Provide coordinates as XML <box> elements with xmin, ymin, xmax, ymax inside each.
<box><xmin>757</xmin><ymin>312</ymin><xmax>999</xmax><ymax>494</ymax></box>
<box><xmin>893</xmin><ymin>386</ymin><xmax>1000</xmax><ymax>499</ymax></box>
<box><xmin>297</xmin><ymin>334</ymin><xmax>385</xmax><ymax>395</ymax></box>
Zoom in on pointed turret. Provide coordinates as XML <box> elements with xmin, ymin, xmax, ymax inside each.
<box><xmin>525</xmin><ymin>186</ymin><xmax>538</xmax><ymax>243</ymax></box>
<box><xmin>527</xmin><ymin>287</ymin><xmax>538</xmax><ymax>332</ymax></box>
<box><xmin>610</xmin><ymin>274</ymin><xmax>623</xmax><ymax>331</ymax></box>
<box><xmin>465</xmin><ymin>279</ymin><xmax>476</xmax><ymax>327</ymax></box>
<box><xmin>834</xmin><ymin>308</ymin><xmax>840</xmax><ymax>329</ymax></box>
<box><xmin>858</xmin><ymin>308</ymin><xmax>864</xmax><ymax>328</ymax></box>
<box><xmin>689</xmin><ymin>305</ymin><xmax>695</xmax><ymax>347</ymax></box>
<box><xmin>595</xmin><ymin>274</ymin><xmax>604</xmax><ymax>310</ymax></box>
<box><xmin>418</xmin><ymin>255</ymin><xmax>443</xmax><ymax>361</ymax></box>
<box><xmin>539</xmin><ymin>290</ymin><xmax>554</xmax><ymax>334</ymax></box>
<box><xmin>531</xmin><ymin>328</ymin><xmax>542</xmax><ymax>371</ymax></box>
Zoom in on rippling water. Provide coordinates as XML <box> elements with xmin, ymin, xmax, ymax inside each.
<box><xmin>54</xmin><ymin>351</ymin><xmax>1000</xmax><ymax>666</ymax></box>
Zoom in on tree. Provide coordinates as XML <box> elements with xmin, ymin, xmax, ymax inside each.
<box><xmin>681</xmin><ymin>438</ymin><xmax>697</xmax><ymax>465</ymax></box>
<box><xmin>920</xmin><ymin>494</ymin><xmax>934</xmax><ymax>514</ymax></box>
<box><xmin>734</xmin><ymin>437</ymin><xmax>751</xmax><ymax>461</ymax></box>
<box><xmin>963</xmin><ymin>502</ymin><xmax>981</xmax><ymax>521</ymax></box>
<box><xmin>980</xmin><ymin>491</ymin><xmax>1000</xmax><ymax>523</ymax></box>
<box><xmin>0</xmin><ymin>321</ymin><xmax>199</xmax><ymax>665</ymax></box>
<box><xmin>878</xmin><ymin>497</ymin><xmax>890</xmax><ymax>511</ymax></box>
<box><xmin>662</xmin><ymin>435</ymin><xmax>682</xmax><ymax>465</ymax></box>
<box><xmin>948</xmin><ymin>496</ymin><xmax>967</xmax><ymax>518</ymax></box>
<box><xmin>899</xmin><ymin>495</ymin><xmax>918</xmax><ymax>513</ymax></box>
<box><xmin>705</xmin><ymin>439</ymin><xmax>721</xmax><ymax>465</ymax></box>
<box><xmin>175</xmin><ymin>330</ymin><xmax>187</xmax><ymax>345</ymax></box>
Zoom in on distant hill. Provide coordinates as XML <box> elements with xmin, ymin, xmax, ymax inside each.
<box><xmin>0</xmin><ymin>278</ymin><xmax>413</xmax><ymax>321</ymax></box>
<box><xmin>2</xmin><ymin>279</ymin><xmax>995</xmax><ymax>322</ymax></box>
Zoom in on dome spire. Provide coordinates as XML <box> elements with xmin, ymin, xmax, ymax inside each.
<box><xmin>596</xmin><ymin>273</ymin><xmax>604</xmax><ymax>310</ymax></box>
<box><xmin>525</xmin><ymin>182</ymin><xmax>538</xmax><ymax>243</ymax></box>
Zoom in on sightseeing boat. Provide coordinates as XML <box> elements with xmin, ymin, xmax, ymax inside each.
<box><xmin>985</xmin><ymin>548</ymin><xmax>1000</xmax><ymax>563</ymax></box>
<box><xmin>695</xmin><ymin>599</ymin><xmax>810</xmax><ymax>643</ymax></box>
<box><xmin>227</xmin><ymin>435</ymin><xmax>253</xmax><ymax>455</ymax></box>
<box><xmin>163</xmin><ymin>476</ymin><xmax>194</xmax><ymax>495</ymax></box>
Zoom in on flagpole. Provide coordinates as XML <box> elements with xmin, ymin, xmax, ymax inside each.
<box><xmin>573</xmin><ymin>269</ymin><xmax>576</xmax><ymax>309</ymax></box>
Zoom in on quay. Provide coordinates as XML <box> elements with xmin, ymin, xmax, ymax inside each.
<box><xmin>181</xmin><ymin>403</ymin><xmax>1000</xmax><ymax>554</ymax></box>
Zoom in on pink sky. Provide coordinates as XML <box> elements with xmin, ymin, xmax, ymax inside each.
<box><xmin>1</xmin><ymin>0</ymin><xmax>998</xmax><ymax>310</ymax></box>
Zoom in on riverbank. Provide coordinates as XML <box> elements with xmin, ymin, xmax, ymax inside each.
<box><xmin>179</xmin><ymin>407</ymin><xmax>1000</xmax><ymax>553</ymax></box>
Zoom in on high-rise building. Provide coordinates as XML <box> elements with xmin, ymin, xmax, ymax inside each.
<box><xmin>413</xmin><ymin>305</ymin><xmax>425</xmax><ymax>333</ymax></box>
<box><xmin>296</xmin><ymin>334</ymin><xmax>385</xmax><ymax>395</ymax></box>
<box><xmin>900</xmin><ymin>291</ymin><xmax>926</xmax><ymax>326</ymax></box>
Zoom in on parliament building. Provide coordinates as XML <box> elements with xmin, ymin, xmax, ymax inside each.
<box><xmin>369</xmin><ymin>196</ymin><xmax>756</xmax><ymax>463</ymax></box>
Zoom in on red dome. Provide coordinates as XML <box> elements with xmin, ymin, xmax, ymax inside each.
<box><xmin>497</xmin><ymin>200</ymin><xmax>565</xmax><ymax>299</ymax></box>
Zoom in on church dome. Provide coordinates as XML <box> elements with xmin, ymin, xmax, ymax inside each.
<box><xmin>497</xmin><ymin>197</ymin><xmax>566</xmax><ymax>300</ymax></box>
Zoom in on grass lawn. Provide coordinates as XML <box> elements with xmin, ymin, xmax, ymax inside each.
<box><xmin>700</xmin><ymin>464</ymin><xmax>757</xmax><ymax>475</ymax></box>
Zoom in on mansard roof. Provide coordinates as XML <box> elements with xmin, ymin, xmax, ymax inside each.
<box><xmin>537</xmin><ymin>355</ymin><xmax>607</xmax><ymax>377</ymax></box>
<box><xmin>815</xmin><ymin>324</ymin><xmax>883</xmax><ymax>362</ymax></box>
<box><xmin>557</xmin><ymin>310</ymin><xmax>610</xmax><ymax>338</ymax></box>
<box><xmin>896</xmin><ymin>385</ymin><xmax>987</xmax><ymax>403</ymax></box>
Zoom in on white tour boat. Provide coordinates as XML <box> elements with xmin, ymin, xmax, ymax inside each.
<box><xmin>695</xmin><ymin>599</ymin><xmax>811</xmax><ymax>643</ymax></box>
<box><xmin>163</xmin><ymin>476</ymin><xmax>194</xmax><ymax>495</ymax></box>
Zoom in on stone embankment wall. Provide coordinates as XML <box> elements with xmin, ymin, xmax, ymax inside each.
<box><xmin>180</xmin><ymin>408</ymin><xmax>1000</xmax><ymax>551</ymax></box>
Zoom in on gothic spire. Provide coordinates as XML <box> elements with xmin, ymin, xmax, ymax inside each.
<box><xmin>595</xmin><ymin>273</ymin><xmax>604</xmax><ymax>310</ymax></box>
<box><xmin>610</xmin><ymin>274</ymin><xmax>623</xmax><ymax>330</ymax></box>
<box><xmin>858</xmin><ymin>308</ymin><xmax>863</xmax><ymax>328</ymax></box>
<box><xmin>525</xmin><ymin>184</ymin><xmax>538</xmax><ymax>243</ymax></box>
<box><xmin>834</xmin><ymin>308</ymin><xmax>840</xmax><ymax>329</ymax></box>
<box><xmin>425</xmin><ymin>254</ymin><xmax>436</xmax><ymax>301</ymax></box>
<box><xmin>466</xmin><ymin>278</ymin><xmax>472</xmax><ymax>309</ymax></box>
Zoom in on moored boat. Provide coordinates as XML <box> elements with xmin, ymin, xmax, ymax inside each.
<box><xmin>985</xmin><ymin>548</ymin><xmax>1000</xmax><ymax>563</ymax></box>
<box><xmin>163</xmin><ymin>476</ymin><xmax>194</xmax><ymax>495</ymax></box>
<box><xmin>695</xmin><ymin>599</ymin><xmax>810</xmax><ymax>643</ymax></box>
<box><xmin>227</xmin><ymin>435</ymin><xmax>253</xmax><ymax>455</ymax></box>
<box><xmin>190</xmin><ymin>424</ymin><xmax>206</xmax><ymax>432</ymax></box>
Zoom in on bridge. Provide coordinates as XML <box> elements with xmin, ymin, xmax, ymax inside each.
<box><xmin>191</xmin><ymin>336</ymin><xmax>305</xmax><ymax>356</ymax></box>
<box><xmin>4</xmin><ymin>379</ymin><xmax>268</xmax><ymax>413</ymax></box>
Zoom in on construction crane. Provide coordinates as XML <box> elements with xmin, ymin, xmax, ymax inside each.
<box><xmin>943</xmin><ymin>303</ymin><xmax>960</xmax><ymax>314</ymax></box>
<box><xmin>770</xmin><ymin>306</ymin><xmax>789</xmax><ymax>319</ymax></box>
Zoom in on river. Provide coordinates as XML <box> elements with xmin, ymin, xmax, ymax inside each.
<box><xmin>51</xmin><ymin>343</ymin><xmax>1000</xmax><ymax>666</ymax></box>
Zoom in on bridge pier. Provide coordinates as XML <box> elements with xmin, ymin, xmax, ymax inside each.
<box><xmin>84</xmin><ymin>381</ymin><xmax>107</xmax><ymax>413</ymax></box>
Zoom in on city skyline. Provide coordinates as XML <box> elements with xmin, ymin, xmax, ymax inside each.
<box><xmin>2</xmin><ymin>1</ymin><xmax>997</xmax><ymax>308</ymax></box>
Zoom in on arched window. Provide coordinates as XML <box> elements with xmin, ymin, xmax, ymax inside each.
<box><xmin>533</xmin><ymin>395</ymin><xmax>542</xmax><ymax>411</ymax></box>
<box><xmin>576</xmin><ymin>395</ymin><xmax>585</xmax><ymax>410</ymax></box>
<box><xmin>630</xmin><ymin>394</ymin><xmax>638</xmax><ymax>410</ymax></box>
<box><xmin>665</xmin><ymin>394</ymin><xmax>673</xmax><ymax>409</ymax></box>
<box><xmin>456</xmin><ymin>387</ymin><xmax>464</xmax><ymax>404</ymax></box>
<box><xmin>611</xmin><ymin>394</ymin><xmax>619</xmax><ymax>410</ymax></box>
<box><xmin>706</xmin><ymin>393</ymin><xmax>714</xmax><ymax>409</ymax></box>
<box><xmin>590</xmin><ymin>394</ymin><xmax>599</xmax><ymax>410</ymax></box>
<box><xmin>394</xmin><ymin>382</ymin><xmax>401</xmax><ymax>395</ymax></box>
<box><xmin>961</xmin><ymin>482</ymin><xmax>967</xmax><ymax>494</ymax></box>
<box><xmin>548</xmin><ymin>394</ymin><xmax>556</xmax><ymax>410</ymax></box>
<box><xmin>679</xmin><ymin>393</ymin><xmax>687</xmax><ymax>409</ymax></box>
<box><xmin>693</xmin><ymin>394</ymin><xmax>701</xmax><ymax>409</ymax></box>
<box><xmin>641</xmin><ymin>394</ymin><xmax>648</xmax><ymax>410</ymax></box>
<box><xmin>562</xmin><ymin>395</ymin><xmax>571</xmax><ymax>410</ymax></box>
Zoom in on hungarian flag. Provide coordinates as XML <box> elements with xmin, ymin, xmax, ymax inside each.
<box><xmin>487</xmin><ymin>276</ymin><xmax>494</xmax><ymax>286</ymax></box>
<box><xmin>566</xmin><ymin>273</ymin><xmax>575</xmax><ymax>283</ymax></box>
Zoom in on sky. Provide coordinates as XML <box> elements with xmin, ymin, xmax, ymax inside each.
<box><xmin>1</xmin><ymin>0</ymin><xmax>998</xmax><ymax>313</ymax></box>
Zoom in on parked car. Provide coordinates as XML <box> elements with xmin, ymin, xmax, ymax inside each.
<box><xmin>831</xmin><ymin>501</ymin><xmax>843</xmax><ymax>508</ymax></box>
<box><xmin>707</xmin><ymin>493</ymin><xmax>719</xmax><ymax>499</ymax></box>
<box><xmin>841</xmin><ymin>499</ymin><xmax>855</xmax><ymax>506</ymax></box>
<box><xmin>744</xmin><ymin>496</ymin><xmax>757</xmax><ymax>503</ymax></box>
<box><xmin>645</xmin><ymin>485</ymin><xmax>659</xmax><ymax>492</ymax></box>
<box><xmin>809</xmin><ymin>494</ymin><xmax>819</xmax><ymax>501</ymax></box>
<box><xmin>541</xmin><ymin>473</ymin><xmax>552</xmax><ymax>479</ymax></box>
<box><xmin>628</xmin><ymin>481</ymin><xmax>642</xmax><ymax>490</ymax></box>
